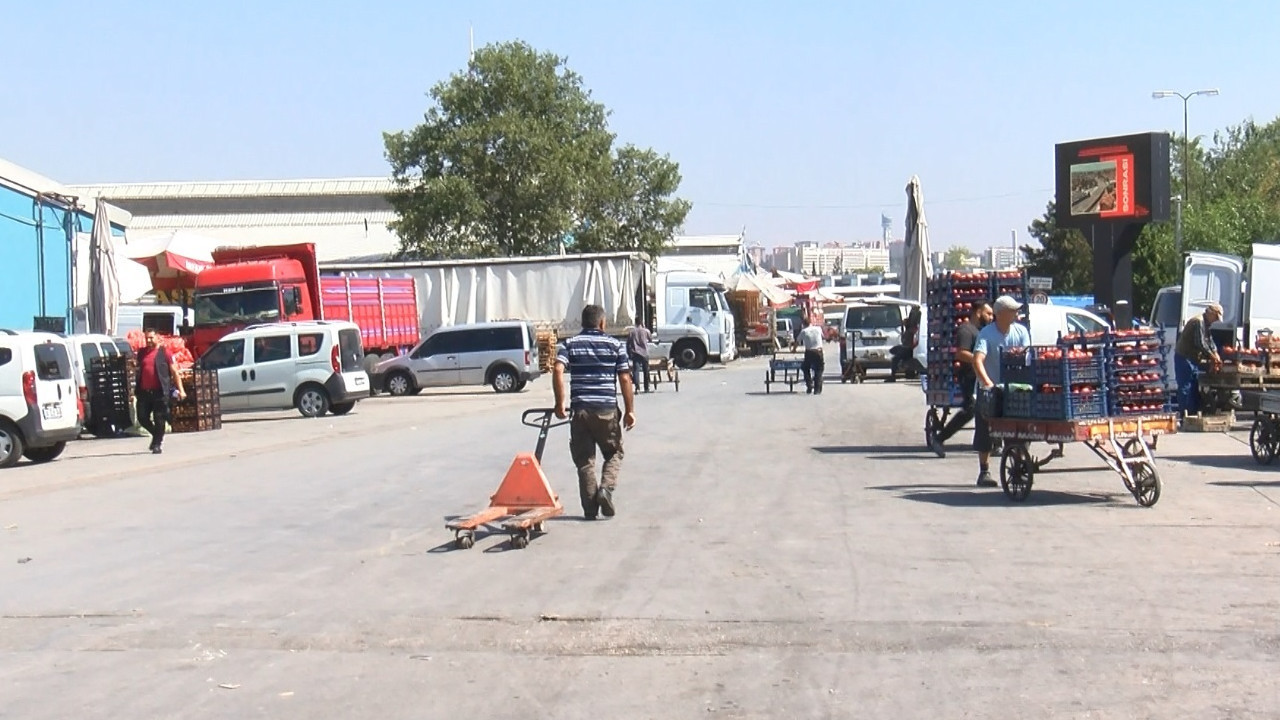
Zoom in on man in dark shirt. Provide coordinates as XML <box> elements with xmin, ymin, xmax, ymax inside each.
<box><xmin>1175</xmin><ymin>303</ymin><xmax>1222</xmax><ymax>416</ymax></box>
<box><xmin>928</xmin><ymin>299</ymin><xmax>992</xmax><ymax>457</ymax></box>
<box><xmin>135</xmin><ymin>330</ymin><xmax>186</xmax><ymax>454</ymax></box>
<box><xmin>626</xmin><ymin>323</ymin><xmax>653</xmax><ymax>393</ymax></box>
<box><xmin>554</xmin><ymin>305</ymin><xmax>637</xmax><ymax>520</ymax></box>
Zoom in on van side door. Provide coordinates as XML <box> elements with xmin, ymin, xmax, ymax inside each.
<box><xmin>245</xmin><ymin>334</ymin><xmax>295</xmax><ymax>410</ymax></box>
<box><xmin>409</xmin><ymin>332</ymin><xmax>462</xmax><ymax>387</ymax></box>
<box><xmin>199</xmin><ymin>339</ymin><xmax>250</xmax><ymax>411</ymax></box>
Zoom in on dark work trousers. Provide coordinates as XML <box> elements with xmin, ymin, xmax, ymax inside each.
<box><xmin>569</xmin><ymin>407</ymin><xmax>625</xmax><ymax>516</ymax></box>
<box><xmin>801</xmin><ymin>349</ymin><xmax>825</xmax><ymax>394</ymax></box>
<box><xmin>136</xmin><ymin>389</ymin><xmax>170</xmax><ymax>448</ymax></box>
<box><xmin>629</xmin><ymin>353</ymin><xmax>651</xmax><ymax>392</ymax></box>
<box><xmin>937</xmin><ymin>379</ymin><xmax>976</xmax><ymax>443</ymax></box>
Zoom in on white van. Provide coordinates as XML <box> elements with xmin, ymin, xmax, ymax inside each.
<box><xmin>115</xmin><ymin>304</ymin><xmax>191</xmax><ymax>336</ymax></box>
<box><xmin>196</xmin><ymin>321</ymin><xmax>370</xmax><ymax>417</ymax></box>
<box><xmin>66</xmin><ymin>334</ymin><xmax>135</xmax><ymax>437</ymax></box>
<box><xmin>0</xmin><ymin>331</ymin><xmax>81</xmax><ymax>467</ymax></box>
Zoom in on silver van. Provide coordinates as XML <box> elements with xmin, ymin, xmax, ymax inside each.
<box><xmin>375</xmin><ymin>321</ymin><xmax>541</xmax><ymax>395</ymax></box>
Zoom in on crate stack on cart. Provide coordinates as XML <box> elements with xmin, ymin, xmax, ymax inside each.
<box><xmin>1000</xmin><ymin>345</ymin><xmax>1107</xmax><ymax>420</ymax></box>
<box><xmin>170</xmin><ymin>369</ymin><xmax>222</xmax><ymax>433</ymax></box>
<box><xmin>988</xmin><ymin>269</ymin><xmax>1030</xmax><ymax>308</ymax></box>
<box><xmin>86</xmin><ymin>355</ymin><xmax>135</xmax><ymax>436</ymax></box>
<box><xmin>1099</xmin><ymin>330</ymin><xmax>1174</xmax><ymax>416</ymax></box>
<box><xmin>925</xmin><ymin>272</ymin><xmax>989</xmax><ymax>406</ymax></box>
<box><xmin>536</xmin><ymin>329</ymin><xmax>559</xmax><ymax>374</ymax></box>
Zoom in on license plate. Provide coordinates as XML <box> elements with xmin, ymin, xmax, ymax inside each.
<box><xmin>41</xmin><ymin>404</ymin><xmax>61</xmax><ymax>420</ymax></box>
<box><xmin>354</xmin><ymin>376</ymin><xmax>366</xmax><ymax>385</ymax></box>
<box><xmin>868</xmin><ymin>351</ymin><xmax>884</xmax><ymax>359</ymax></box>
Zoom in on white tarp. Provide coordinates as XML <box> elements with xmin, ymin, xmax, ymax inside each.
<box><xmin>325</xmin><ymin>253</ymin><xmax>644</xmax><ymax>336</ymax></box>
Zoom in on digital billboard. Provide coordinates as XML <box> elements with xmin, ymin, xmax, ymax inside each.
<box><xmin>1055</xmin><ymin>132</ymin><xmax>1171</xmax><ymax>229</ymax></box>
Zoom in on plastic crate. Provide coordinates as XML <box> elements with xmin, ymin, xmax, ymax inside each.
<box><xmin>1034</xmin><ymin>390</ymin><xmax>1107</xmax><ymax>420</ymax></box>
<box><xmin>1108</xmin><ymin>390</ymin><xmax>1174</xmax><ymax>416</ymax></box>
<box><xmin>1035</xmin><ymin>355</ymin><xmax>1105</xmax><ymax>386</ymax></box>
<box><xmin>1002</xmin><ymin>388</ymin><xmax>1035</xmax><ymax>418</ymax></box>
<box><xmin>1000</xmin><ymin>348</ymin><xmax>1034</xmax><ymax>385</ymax></box>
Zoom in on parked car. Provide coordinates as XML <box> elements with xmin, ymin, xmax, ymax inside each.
<box><xmin>66</xmin><ymin>333</ymin><xmax>135</xmax><ymax>437</ymax></box>
<box><xmin>195</xmin><ymin>321</ymin><xmax>370</xmax><ymax>418</ymax></box>
<box><xmin>841</xmin><ymin>302</ymin><xmax>907</xmax><ymax>373</ymax></box>
<box><xmin>375</xmin><ymin>320</ymin><xmax>541</xmax><ymax>396</ymax></box>
<box><xmin>0</xmin><ymin>330</ymin><xmax>81</xmax><ymax>467</ymax></box>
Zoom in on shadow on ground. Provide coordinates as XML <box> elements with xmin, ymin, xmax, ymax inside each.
<box><xmin>868</xmin><ymin>483</ymin><xmax>1125</xmax><ymax>507</ymax></box>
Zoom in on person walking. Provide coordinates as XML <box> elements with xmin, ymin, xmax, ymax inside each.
<box><xmin>1175</xmin><ymin>303</ymin><xmax>1223</xmax><ymax>417</ymax></box>
<box><xmin>797</xmin><ymin>316</ymin><xmax>826</xmax><ymax>394</ymax></box>
<box><xmin>971</xmin><ymin>295</ymin><xmax>1031</xmax><ymax>487</ymax></box>
<box><xmin>928</xmin><ymin>299</ymin><xmax>993</xmax><ymax>457</ymax></box>
<box><xmin>135</xmin><ymin>330</ymin><xmax>185</xmax><ymax>455</ymax></box>
<box><xmin>626</xmin><ymin>323</ymin><xmax>653</xmax><ymax>393</ymax></box>
<box><xmin>554</xmin><ymin>305</ymin><xmax>636</xmax><ymax>520</ymax></box>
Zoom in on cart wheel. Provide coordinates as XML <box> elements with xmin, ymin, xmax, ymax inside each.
<box><xmin>1249</xmin><ymin>417</ymin><xmax>1280</xmax><ymax>465</ymax></box>
<box><xmin>1122</xmin><ymin>438</ymin><xmax>1147</xmax><ymax>458</ymax></box>
<box><xmin>532</xmin><ymin>522</ymin><xmax>544</xmax><ymax>533</ymax></box>
<box><xmin>455</xmin><ymin>534</ymin><xmax>474</xmax><ymax>550</ymax></box>
<box><xmin>510</xmin><ymin>532</ymin><xmax>530</xmax><ymax>550</ymax></box>
<box><xmin>765</xmin><ymin>372</ymin><xmax>771</xmax><ymax>394</ymax></box>
<box><xmin>674</xmin><ymin>373</ymin><xmax>680</xmax><ymax>392</ymax></box>
<box><xmin>1000</xmin><ymin>443</ymin><xmax>1034</xmax><ymax>502</ymax></box>
<box><xmin>924</xmin><ymin>408</ymin><xmax>944</xmax><ymax>447</ymax></box>
<box><xmin>1132</xmin><ymin>462</ymin><xmax>1162</xmax><ymax>507</ymax></box>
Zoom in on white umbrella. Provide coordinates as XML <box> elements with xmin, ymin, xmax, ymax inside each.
<box><xmin>87</xmin><ymin>199</ymin><xmax>121</xmax><ymax>335</ymax></box>
<box><xmin>901</xmin><ymin>175</ymin><xmax>933</xmax><ymax>305</ymax></box>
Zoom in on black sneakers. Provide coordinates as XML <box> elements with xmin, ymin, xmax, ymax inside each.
<box><xmin>596</xmin><ymin>487</ymin><xmax>615</xmax><ymax>517</ymax></box>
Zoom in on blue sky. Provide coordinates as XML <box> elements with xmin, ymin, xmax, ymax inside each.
<box><xmin>2</xmin><ymin>0</ymin><xmax>1276</xmax><ymax>250</ymax></box>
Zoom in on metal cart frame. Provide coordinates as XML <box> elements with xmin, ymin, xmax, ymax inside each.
<box><xmin>985</xmin><ymin>414</ymin><xmax>1177</xmax><ymax>507</ymax></box>
<box><xmin>765</xmin><ymin>354</ymin><xmax>806</xmax><ymax>393</ymax></box>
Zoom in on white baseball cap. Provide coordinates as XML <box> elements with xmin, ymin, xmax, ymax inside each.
<box><xmin>993</xmin><ymin>295</ymin><xmax>1023</xmax><ymax>312</ymax></box>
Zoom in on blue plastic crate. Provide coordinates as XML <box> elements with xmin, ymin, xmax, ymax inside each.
<box><xmin>1002</xmin><ymin>388</ymin><xmax>1036</xmax><ymax>419</ymax></box>
<box><xmin>1033</xmin><ymin>390</ymin><xmax>1107</xmax><ymax>420</ymax></box>
<box><xmin>999</xmin><ymin>348</ymin><xmax>1034</xmax><ymax>385</ymax></box>
<box><xmin>1035</xmin><ymin>355</ymin><xmax>1105</xmax><ymax>385</ymax></box>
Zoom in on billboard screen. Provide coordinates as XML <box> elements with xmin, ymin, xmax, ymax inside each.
<box><xmin>1055</xmin><ymin>132</ymin><xmax>1171</xmax><ymax>228</ymax></box>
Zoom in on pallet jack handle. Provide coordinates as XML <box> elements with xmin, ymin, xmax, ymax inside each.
<box><xmin>522</xmin><ymin>408</ymin><xmax>570</xmax><ymax>463</ymax></box>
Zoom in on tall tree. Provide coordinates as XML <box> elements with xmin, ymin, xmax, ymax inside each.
<box><xmin>942</xmin><ymin>245</ymin><xmax>972</xmax><ymax>271</ymax></box>
<box><xmin>1020</xmin><ymin>201</ymin><xmax>1093</xmax><ymax>294</ymax></box>
<box><xmin>383</xmin><ymin>41</ymin><xmax>690</xmax><ymax>259</ymax></box>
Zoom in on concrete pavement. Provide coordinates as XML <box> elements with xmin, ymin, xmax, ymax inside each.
<box><xmin>1</xmin><ymin>350</ymin><xmax>1277</xmax><ymax>718</ymax></box>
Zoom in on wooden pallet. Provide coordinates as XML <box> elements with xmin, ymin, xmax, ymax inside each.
<box><xmin>1181</xmin><ymin>411</ymin><xmax>1234</xmax><ymax>433</ymax></box>
<box><xmin>536</xmin><ymin>330</ymin><xmax>558</xmax><ymax>374</ymax></box>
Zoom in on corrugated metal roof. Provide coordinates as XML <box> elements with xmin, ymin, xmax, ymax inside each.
<box><xmin>128</xmin><ymin>210</ymin><xmax>398</xmax><ymax>230</ymax></box>
<box><xmin>68</xmin><ymin>176</ymin><xmax>398</xmax><ymax>200</ymax></box>
<box><xmin>0</xmin><ymin>157</ymin><xmax>133</xmax><ymax>226</ymax></box>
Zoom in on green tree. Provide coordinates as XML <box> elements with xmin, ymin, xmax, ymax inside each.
<box><xmin>941</xmin><ymin>245</ymin><xmax>972</xmax><ymax>270</ymax></box>
<box><xmin>1020</xmin><ymin>201</ymin><xmax>1093</xmax><ymax>294</ymax></box>
<box><xmin>383</xmin><ymin>41</ymin><xmax>690</xmax><ymax>259</ymax></box>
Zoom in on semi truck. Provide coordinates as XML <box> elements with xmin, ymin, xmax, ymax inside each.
<box><xmin>187</xmin><ymin>244</ymin><xmax>420</xmax><ymax>363</ymax></box>
<box><xmin>322</xmin><ymin>252</ymin><xmax>735</xmax><ymax>369</ymax></box>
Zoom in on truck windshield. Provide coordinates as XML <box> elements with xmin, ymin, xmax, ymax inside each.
<box><xmin>194</xmin><ymin>288</ymin><xmax>280</xmax><ymax>326</ymax></box>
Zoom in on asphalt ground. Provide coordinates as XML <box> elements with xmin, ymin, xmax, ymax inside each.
<box><xmin>1</xmin><ymin>346</ymin><xmax>1277</xmax><ymax>719</ymax></box>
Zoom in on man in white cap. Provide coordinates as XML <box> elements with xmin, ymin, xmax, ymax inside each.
<box><xmin>971</xmin><ymin>295</ymin><xmax>1032</xmax><ymax>487</ymax></box>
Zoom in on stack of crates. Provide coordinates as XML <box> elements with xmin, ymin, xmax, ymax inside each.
<box><xmin>170</xmin><ymin>369</ymin><xmax>222</xmax><ymax>433</ymax></box>
<box><xmin>537</xmin><ymin>330</ymin><xmax>559</xmax><ymax>374</ymax></box>
<box><xmin>1000</xmin><ymin>345</ymin><xmax>1107</xmax><ymax>420</ymax></box>
<box><xmin>1099</xmin><ymin>329</ymin><xmax>1173</xmax><ymax>416</ymax></box>
<box><xmin>86</xmin><ymin>355</ymin><xmax>134</xmax><ymax>436</ymax></box>
<box><xmin>925</xmin><ymin>272</ymin><xmax>989</xmax><ymax>406</ymax></box>
<box><xmin>989</xmin><ymin>269</ymin><xmax>1030</xmax><ymax>308</ymax></box>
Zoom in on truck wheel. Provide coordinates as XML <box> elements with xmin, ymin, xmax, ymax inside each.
<box><xmin>23</xmin><ymin>442</ymin><xmax>66</xmax><ymax>464</ymax></box>
<box><xmin>385</xmin><ymin>371</ymin><xmax>415</xmax><ymax>397</ymax></box>
<box><xmin>671</xmin><ymin>340</ymin><xmax>707</xmax><ymax>370</ymax></box>
<box><xmin>0</xmin><ymin>421</ymin><xmax>25</xmax><ymax>468</ymax></box>
<box><xmin>491</xmin><ymin>367</ymin><xmax>519</xmax><ymax>393</ymax></box>
<box><xmin>295</xmin><ymin>385</ymin><xmax>330</xmax><ymax>418</ymax></box>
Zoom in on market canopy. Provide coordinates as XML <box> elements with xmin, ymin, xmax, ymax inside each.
<box><xmin>726</xmin><ymin>271</ymin><xmax>792</xmax><ymax>305</ymax></box>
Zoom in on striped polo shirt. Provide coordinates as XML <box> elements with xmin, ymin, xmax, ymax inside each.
<box><xmin>558</xmin><ymin>330</ymin><xmax>630</xmax><ymax>409</ymax></box>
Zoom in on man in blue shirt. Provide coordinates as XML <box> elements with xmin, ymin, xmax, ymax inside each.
<box><xmin>971</xmin><ymin>295</ymin><xmax>1032</xmax><ymax>487</ymax></box>
<box><xmin>554</xmin><ymin>304</ymin><xmax>637</xmax><ymax>520</ymax></box>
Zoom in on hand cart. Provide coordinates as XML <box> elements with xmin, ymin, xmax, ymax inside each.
<box><xmin>924</xmin><ymin>388</ymin><xmax>970</xmax><ymax>448</ymax></box>
<box><xmin>985</xmin><ymin>414</ymin><xmax>1177</xmax><ymax>507</ymax></box>
<box><xmin>1244</xmin><ymin>390</ymin><xmax>1280</xmax><ymax>464</ymax></box>
<box><xmin>645</xmin><ymin>356</ymin><xmax>680</xmax><ymax>392</ymax></box>
<box><xmin>765</xmin><ymin>354</ymin><xmax>806</xmax><ymax>393</ymax></box>
<box><xmin>446</xmin><ymin>408</ymin><xmax>568</xmax><ymax>549</ymax></box>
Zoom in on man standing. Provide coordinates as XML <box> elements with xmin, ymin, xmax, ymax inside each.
<box><xmin>888</xmin><ymin>306</ymin><xmax>922</xmax><ymax>382</ymax></box>
<box><xmin>554</xmin><ymin>305</ymin><xmax>637</xmax><ymax>520</ymax></box>
<box><xmin>971</xmin><ymin>295</ymin><xmax>1031</xmax><ymax>487</ymax></box>
<box><xmin>797</xmin><ymin>316</ymin><xmax>826</xmax><ymax>394</ymax></box>
<box><xmin>1175</xmin><ymin>303</ymin><xmax>1223</xmax><ymax>416</ymax></box>
<box><xmin>135</xmin><ymin>330</ymin><xmax>185</xmax><ymax>455</ymax></box>
<box><xmin>626</xmin><ymin>323</ymin><xmax>653</xmax><ymax>393</ymax></box>
<box><xmin>929</xmin><ymin>299</ymin><xmax>993</xmax><ymax>457</ymax></box>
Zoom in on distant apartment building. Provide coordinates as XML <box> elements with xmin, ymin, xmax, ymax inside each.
<box><xmin>770</xmin><ymin>241</ymin><xmax>889</xmax><ymax>275</ymax></box>
<box><xmin>984</xmin><ymin>246</ymin><xmax>1024</xmax><ymax>270</ymax></box>
<box><xmin>888</xmin><ymin>240</ymin><xmax>905</xmax><ymax>275</ymax></box>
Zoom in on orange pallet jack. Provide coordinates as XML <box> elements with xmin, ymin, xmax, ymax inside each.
<box><xmin>446</xmin><ymin>408</ymin><xmax>569</xmax><ymax>549</ymax></box>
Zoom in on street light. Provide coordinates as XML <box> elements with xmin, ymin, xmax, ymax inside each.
<box><xmin>1152</xmin><ymin>88</ymin><xmax>1219</xmax><ymax>205</ymax></box>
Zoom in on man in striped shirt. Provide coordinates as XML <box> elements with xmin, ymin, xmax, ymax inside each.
<box><xmin>554</xmin><ymin>304</ymin><xmax>637</xmax><ymax>520</ymax></box>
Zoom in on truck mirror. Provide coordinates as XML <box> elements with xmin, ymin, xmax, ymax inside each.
<box><xmin>284</xmin><ymin>288</ymin><xmax>302</xmax><ymax>316</ymax></box>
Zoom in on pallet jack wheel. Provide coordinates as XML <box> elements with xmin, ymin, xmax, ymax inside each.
<box><xmin>510</xmin><ymin>531</ymin><xmax>530</xmax><ymax>550</ymax></box>
<box><xmin>455</xmin><ymin>533</ymin><xmax>475</xmax><ymax>550</ymax></box>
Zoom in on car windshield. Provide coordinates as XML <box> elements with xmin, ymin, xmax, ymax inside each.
<box><xmin>194</xmin><ymin>288</ymin><xmax>280</xmax><ymax>326</ymax></box>
<box><xmin>845</xmin><ymin>306</ymin><xmax>901</xmax><ymax>330</ymax></box>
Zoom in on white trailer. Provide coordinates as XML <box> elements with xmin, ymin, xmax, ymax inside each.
<box><xmin>321</xmin><ymin>251</ymin><xmax>735</xmax><ymax>369</ymax></box>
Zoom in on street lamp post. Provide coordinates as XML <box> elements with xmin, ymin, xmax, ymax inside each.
<box><xmin>1152</xmin><ymin>88</ymin><xmax>1219</xmax><ymax>206</ymax></box>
